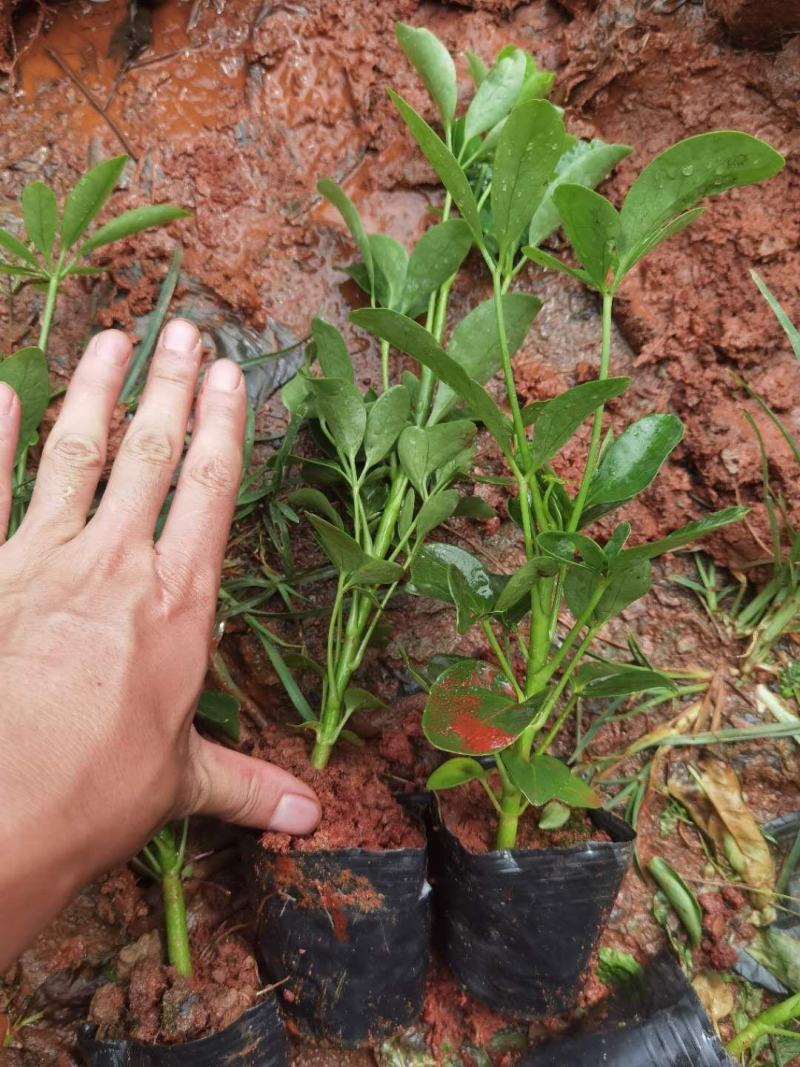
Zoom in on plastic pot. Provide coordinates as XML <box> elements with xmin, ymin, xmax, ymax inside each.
<box><xmin>244</xmin><ymin>839</ymin><xmax>431</xmax><ymax>1046</ymax></box>
<box><xmin>524</xmin><ymin>952</ymin><xmax>734</xmax><ymax>1065</ymax></box>
<box><xmin>80</xmin><ymin>995</ymin><xmax>289</xmax><ymax>1066</ymax></box>
<box><xmin>428</xmin><ymin>808</ymin><xmax>635</xmax><ymax>1018</ymax></box>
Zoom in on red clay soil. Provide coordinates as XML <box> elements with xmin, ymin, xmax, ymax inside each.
<box><xmin>439</xmin><ymin>778</ymin><xmax>608</xmax><ymax>853</ymax></box>
<box><xmin>255</xmin><ymin>722</ymin><xmax>423</xmax><ymax>852</ymax></box>
<box><xmin>1</xmin><ymin>0</ymin><xmax>799</xmax><ymax>1061</ymax></box>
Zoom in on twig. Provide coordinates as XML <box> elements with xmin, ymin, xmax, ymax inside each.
<box><xmin>45</xmin><ymin>47</ymin><xmax>139</xmax><ymax>160</ymax></box>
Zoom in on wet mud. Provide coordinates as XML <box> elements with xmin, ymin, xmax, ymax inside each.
<box><xmin>0</xmin><ymin>0</ymin><xmax>799</xmax><ymax>1061</ymax></box>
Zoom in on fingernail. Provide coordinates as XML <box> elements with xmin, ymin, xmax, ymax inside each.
<box><xmin>270</xmin><ymin>793</ymin><xmax>320</xmax><ymax>835</ymax></box>
<box><xmin>0</xmin><ymin>382</ymin><xmax>16</xmax><ymax>415</ymax></box>
<box><xmin>163</xmin><ymin>318</ymin><xmax>199</xmax><ymax>352</ymax></box>
<box><xmin>207</xmin><ymin>358</ymin><xmax>242</xmax><ymax>392</ymax></box>
<box><xmin>93</xmin><ymin>329</ymin><xmax>132</xmax><ymax>365</ymax></box>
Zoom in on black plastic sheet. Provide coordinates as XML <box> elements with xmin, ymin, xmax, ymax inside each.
<box><xmin>80</xmin><ymin>996</ymin><xmax>289</xmax><ymax>1066</ymax></box>
<box><xmin>245</xmin><ymin>842</ymin><xmax>432</xmax><ymax>1046</ymax></box>
<box><xmin>428</xmin><ymin>809</ymin><xmax>635</xmax><ymax>1018</ymax></box>
<box><xmin>524</xmin><ymin>952</ymin><xmax>734</xmax><ymax>1066</ymax></box>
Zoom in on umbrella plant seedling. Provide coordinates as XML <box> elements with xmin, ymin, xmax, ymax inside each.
<box><xmin>132</xmin><ymin>822</ymin><xmax>193</xmax><ymax>977</ymax></box>
<box><xmin>0</xmin><ymin>155</ymin><xmax>188</xmax><ymax>534</ymax></box>
<box><xmin>279</xmin><ymin>25</ymin><xmax>631</xmax><ymax>769</ymax></box>
<box><xmin>353</xmin><ymin>29</ymin><xmax>785</xmax><ymax>847</ymax></box>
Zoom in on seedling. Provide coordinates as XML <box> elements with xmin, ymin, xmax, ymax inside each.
<box><xmin>279</xmin><ymin>27</ymin><xmax>632</xmax><ymax>769</ymax></box>
<box><xmin>0</xmin><ymin>155</ymin><xmax>188</xmax><ymax>533</ymax></box>
<box><xmin>132</xmin><ymin>821</ymin><xmax>192</xmax><ymax>977</ymax></box>
<box><xmin>351</xmin><ymin>26</ymin><xmax>784</xmax><ymax>846</ymax></box>
<box><xmin>729</xmin><ymin>272</ymin><xmax>800</xmax><ymax>670</ymax></box>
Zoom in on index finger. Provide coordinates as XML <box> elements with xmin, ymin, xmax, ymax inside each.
<box><xmin>155</xmin><ymin>358</ymin><xmax>245</xmax><ymax>594</ymax></box>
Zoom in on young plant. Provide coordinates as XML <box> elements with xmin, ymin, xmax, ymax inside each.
<box><xmin>0</xmin><ymin>155</ymin><xmax>188</xmax><ymax>533</ymax></box>
<box><xmin>133</xmin><ymin>822</ymin><xmax>192</xmax><ymax>977</ymax></box>
<box><xmin>352</xmin><ymin>27</ymin><xmax>784</xmax><ymax>846</ymax></box>
<box><xmin>730</xmin><ymin>271</ymin><xmax>800</xmax><ymax>670</ymax></box>
<box><xmin>279</xmin><ymin>27</ymin><xmax>630</xmax><ymax>769</ymax></box>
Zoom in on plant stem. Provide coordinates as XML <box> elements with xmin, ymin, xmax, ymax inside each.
<box><xmin>37</xmin><ymin>269</ymin><xmax>61</xmax><ymax>353</ymax></box>
<box><xmin>495</xmin><ymin>755</ymin><xmax>521</xmax><ymax>850</ymax></box>
<box><xmin>151</xmin><ymin>825</ymin><xmax>192</xmax><ymax>977</ymax></box>
<box><xmin>726</xmin><ymin>991</ymin><xmax>800</xmax><ymax>1057</ymax></box>
<box><xmin>568</xmin><ymin>290</ymin><xmax>614</xmax><ymax>532</ymax></box>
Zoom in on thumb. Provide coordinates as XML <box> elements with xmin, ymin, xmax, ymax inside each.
<box><xmin>185</xmin><ymin>732</ymin><xmax>320</xmax><ymax>834</ymax></box>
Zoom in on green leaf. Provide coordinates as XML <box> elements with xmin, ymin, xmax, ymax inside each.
<box><xmin>423</xmin><ymin>659</ymin><xmax>537</xmax><ymax>755</ymax></box>
<box><xmin>619</xmin><ymin>207</ymin><xmax>705</xmax><ymax>279</ymax></box>
<box><xmin>398</xmin><ymin>486</ymin><xmax>415</xmax><ymax>540</ymax></box>
<box><xmin>398</xmin><ymin>425</ymin><xmax>429</xmax><ymax>492</ymax></box>
<box><xmin>0</xmin><ymin>347</ymin><xmax>50</xmax><ymax>461</ymax></box>
<box><xmin>22</xmin><ymin>181</ymin><xmax>57</xmax><ymax>260</ymax></box>
<box><xmin>455</xmin><ymin>495</ymin><xmax>496</xmax><ymax>520</ymax></box>
<box><xmin>286</xmin><ymin>488</ymin><xmax>342</xmax><ymax>527</ymax></box>
<box><xmin>574</xmin><ymin>660</ymin><xmax>676</xmax><ymax>698</ymax></box>
<box><xmin>493</xmin><ymin>557</ymin><xmax>559</xmax><ymax>613</ymax></box>
<box><xmin>0</xmin><ymin>227</ymin><xmax>39</xmax><ymax>269</ymax></box>
<box><xmin>389</xmin><ymin>90</ymin><xmax>483</xmax><ymax>246</ymax></box>
<box><xmin>395</xmin><ymin>22</ymin><xmax>457</xmax><ymax>126</ymax></box>
<box><xmin>620</xmin><ymin>132</ymin><xmax>784</xmax><ymax>265</ymax></box>
<box><xmin>616</xmin><ymin>507</ymin><xmax>748</xmax><ymax>563</ymax></box>
<box><xmin>491</xmin><ymin>99</ymin><xmax>567</xmax><ymax>259</ymax></box>
<box><xmin>348</xmin><ymin>557</ymin><xmax>405</xmax><ymax>587</ymax></box>
<box><xmin>529</xmin><ymin>138</ymin><xmax>633</xmax><ymax>248</ymax></box>
<box><xmin>402</xmin><ymin>219</ymin><xmax>473</xmax><ymax>318</ymax></box>
<box><xmin>369</xmin><ymin>233</ymin><xmax>408</xmax><ymax>310</ymax></box>
<box><xmin>466</xmin><ymin>51</ymin><xmax>488</xmax><ymax>87</ymax></box>
<box><xmin>352</xmin><ymin>308</ymin><xmax>512</xmax><ymax>453</ymax></box>
<box><xmin>311</xmin><ymin>317</ymin><xmax>353</xmax><ymax>382</ymax></box>
<box><xmin>0</xmin><ymin>264</ymin><xmax>44</xmax><ymax>278</ymax></box>
<box><xmin>530</xmin><ymin>377</ymin><xmax>629</xmax><ymax>470</ymax></box>
<box><xmin>503</xmin><ymin>750</ymin><xmax>600</xmax><ymax>809</ymax></box>
<box><xmin>427</xmin><ymin>756</ymin><xmax>487</xmax><ymax>790</ymax></box>
<box><xmin>307</xmin><ymin>377</ymin><xmax>366</xmax><ymax>461</ymax></box>
<box><xmin>538</xmin><ymin>531</ymin><xmax>607</xmax><ymax>572</ymax></box>
<box><xmin>430</xmin><ymin>292</ymin><xmax>541</xmax><ymax>423</ymax></box>
<box><xmin>752</xmin><ymin>269</ymin><xmax>800</xmax><ymax>361</ymax></box>
<box><xmin>61</xmin><ymin>155</ymin><xmax>128</xmax><ymax>251</ymax></box>
<box><xmin>566</xmin><ymin>557</ymin><xmax>652</xmax><ymax>622</ymax></box>
<box><xmin>464</xmin><ymin>49</ymin><xmax>526</xmax><ymax>142</ymax></box>
<box><xmin>318</xmin><ymin>178</ymin><xmax>374</xmax><ymax>294</ymax></box>
<box><xmin>364</xmin><ymin>384</ymin><xmax>410</xmax><ymax>467</ymax></box>
<box><xmin>523</xmin><ymin>243</ymin><xmax>590</xmax><ymax>284</ymax></box>
<box><xmin>587</xmin><ymin>413</ymin><xmax>684</xmax><ymax>507</ymax></box>
<box><xmin>553</xmin><ymin>184</ymin><xmax>621</xmax><ymax>292</ymax></box>
<box><xmin>596</xmin><ymin>948</ymin><xmax>643</xmax><ymax>985</ymax></box>
<box><xmin>307</xmin><ymin>513</ymin><xmax>368</xmax><ymax>574</ymax></box>
<box><xmin>409</xmin><ymin>542</ymin><xmax>498</xmax><ymax>608</ymax></box>
<box><xmin>538</xmin><ymin>800</ymin><xmax>571</xmax><ymax>830</ymax></box>
<box><xmin>416</xmin><ymin>489</ymin><xmax>459</xmax><ymax>538</ymax></box>
<box><xmin>196</xmin><ymin>690</ymin><xmax>240</xmax><ymax>742</ymax></box>
<box><xmin>447</xmin><ymin>565</ymin><xmax>487</xmax><ymax>632</ymax></box>
<box><xmin>78</xmin><ymin>204</ymin><xmax>189</xmax><ymax>256</ymax></box>
<box><xmin>425</xmin><ymin>419</ymin><xmax>476</xmax><ymax>473</ymax></box>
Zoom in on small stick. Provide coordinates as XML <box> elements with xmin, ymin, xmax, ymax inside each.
<box><xmin>45</xmin><ymin>47</ymin><xmax>139</xmax><ymax>160</ymax></box>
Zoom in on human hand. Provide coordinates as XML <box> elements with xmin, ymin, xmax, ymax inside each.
<box><xmin>0</xmin><ymin>320</ymin><xmax>320</xmax><ymax>968</ymax></box>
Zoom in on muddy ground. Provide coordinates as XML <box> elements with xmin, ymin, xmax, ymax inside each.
<box><xmin>0</xmin><ymin>0</ymin><xmax>799</xmax><ymax>1063</ymax></box>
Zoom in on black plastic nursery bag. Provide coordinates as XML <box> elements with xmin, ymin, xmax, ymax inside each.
<box><xmin>80</xmin><ymin>996</ymin><xmax>289</xmax><ymax>1066</ymax></box>
<box><xmin>524</xmin><ymin>952</ymin><xmax>734</xmax><ymax>1066</ymax></box>
<box><xmin>429</xmin><ymin>808</ymin><xmax>635</xmax><ymax>1018</ymax></box>
<box><xmin>246</xmin><ymin>843</ymin><xmax>431</xmax><ymax>1046</ymax></box>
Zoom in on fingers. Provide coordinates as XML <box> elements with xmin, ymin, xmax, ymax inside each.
<box><xmin>185</xmin><ymin>732</ymin><xmax>320</xmax><ymax>833</ymax></box>
<box><xmin>92</xmin><ymin>319</ymin><xmax>203</xmax><ymax>540</ymax></box>
<box><xmin>20</xmin><ymin>330</ymin><xmax>132</xmax><ymax>543</ymax></box>
<box><xmin>155</xmin><ymin>358</ymin><xmax>245</xmax><ymax>589</ymax></box>
<box><xmin>0</xmin><ymin>384</ymin><xmax>20</xmax><ymax>544</ymax></box>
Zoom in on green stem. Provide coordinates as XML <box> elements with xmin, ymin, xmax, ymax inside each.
<box><xmin>492</xmin><ymin>267</ymin><xmax>531</xmax><ymax>475</ymax></box>
<box><xmin>162</xmin><ymin>871</ymin><xmax>192</xmax><ymax>977</ymax></box>
<box><xmin>37</xmin><ymin>269</ymin><xmax>60</xmax><ymax>353</ymax></box>
<box><xmin>481</xmin><ymin>618</ymin><xmax>523</xmax><ymax>700</ymax></box>
<box><xmin>379</xmin><ymin>338</ymin><xmax>390</xmax><ymax>394</ymax></box>
<box><xmin>726</xmin><ymin>991</ymin><xmax>800</xmax><ymax>1057</ymax></box>
<box><xmin>535</xmin><ymin>692</ymin><xmax>579</xmax><ymax>756</ymax></box>
<box><xmin>568</xmin><ymin>290</ymin><xmax>614</xmax><ymax>532</ymax></box>
<box><xmin>494</xmin><ymin>754</ymin><xmax>521</xmax><ymax>850</ymax></box>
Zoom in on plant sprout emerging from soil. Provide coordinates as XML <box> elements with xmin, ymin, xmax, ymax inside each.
<box><xmin>279</xmin><ymin>27</ymin><xmax>632</xmax><ymax>770</ymax></box>
<box><xmin>133</xmin><ymin>822</ymin><xmax>193</xmax><ymax>977</ymax></box>
<box><xmin>350</xmin><ymin>27</ymin><xmax>785</xmax><ymax>848</ymax></box>
<box><xmin>0</xmin><ymin>154</ymin><xmax>188</xmax><ymax>534</ymax></box>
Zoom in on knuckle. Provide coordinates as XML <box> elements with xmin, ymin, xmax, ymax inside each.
<box><xmin>124</xmin><ymin>427</ymin><xmax>175</xmax><ymax>467</ymax></box>
<box><xmin>202</xmin><ymin>389</ymin><xmax>243</xmax><ymax>421</ymax></box>
<box><xmin>187</xmin><ymin>454</ymin><xmax>237</xmax><ymax>494</ymax></box>
<box><xmin>49</xmin><ymin>432</ymin><xmax>104</xmax><ymax>472</ymax></box>
<box><xmin>151</xmin><ymin>349</ymin><xmax>198</xmax><ymax>388</ymax></box>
